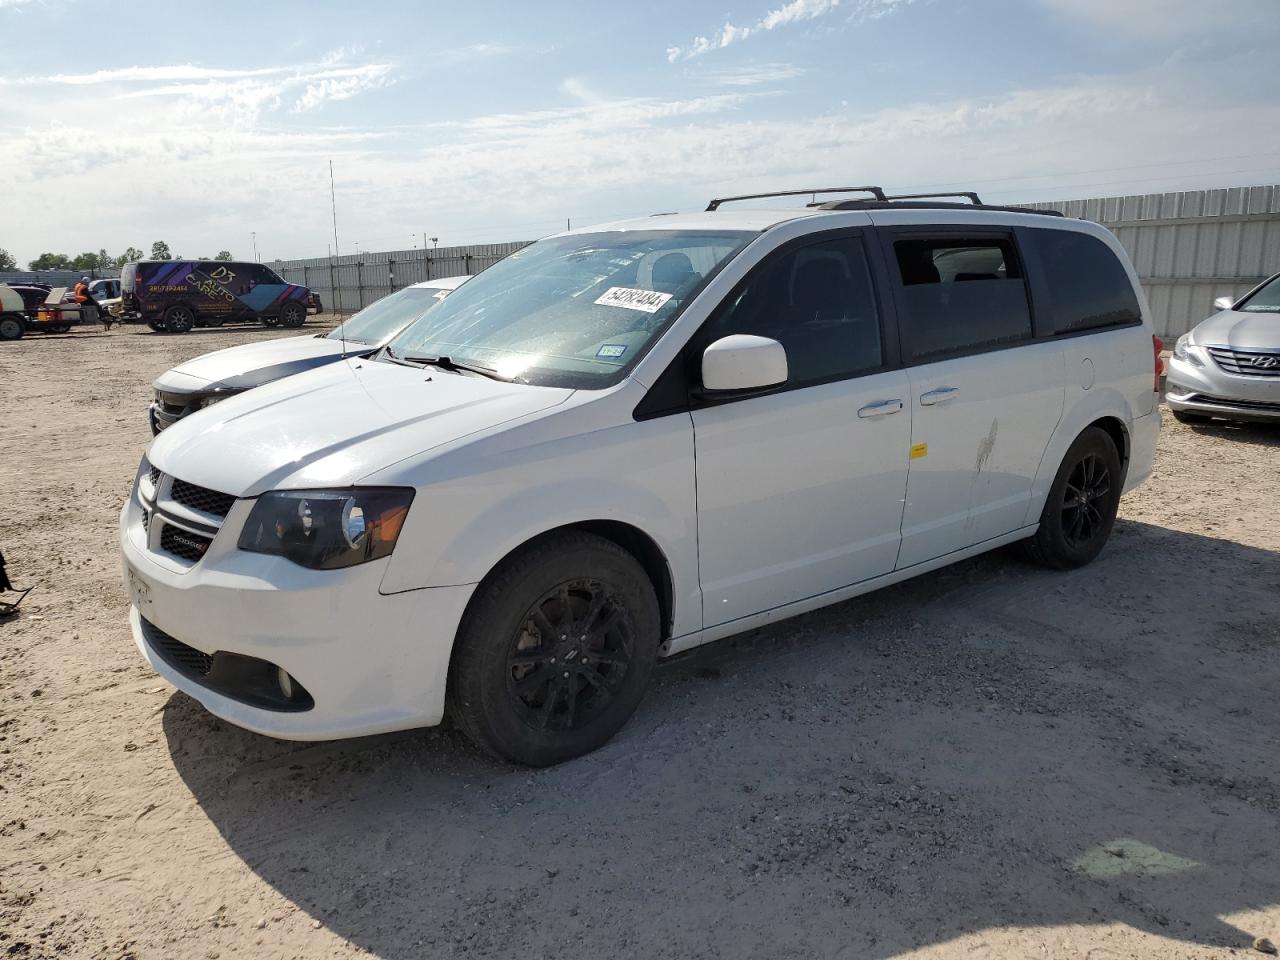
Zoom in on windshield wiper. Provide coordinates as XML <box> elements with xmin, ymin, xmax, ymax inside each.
<box><xmin>393</xmin><ymin>351</ymin><xmax>519</xmax><ymax>382</ymax></box>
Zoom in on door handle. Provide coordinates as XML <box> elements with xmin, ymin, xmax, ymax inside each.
<box><xmin>858</xmin><ymin>398</ymin><xmax>903</xmax><ymax>418</ymax></box>
<box><xmin>919</xmin><ymin>386</ymin><xmax>960</xmax><ymax>406</ymax></box>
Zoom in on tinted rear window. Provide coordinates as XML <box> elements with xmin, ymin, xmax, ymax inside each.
<box><xmin>1030</xmin><ymin>228</ymin><xmax>1141</xmax><ymax>334</ymax></box>
<box><xmin>893</xmin><ymin>235</ymin><xmax>1033</xmax><ymax>361</ymax></box>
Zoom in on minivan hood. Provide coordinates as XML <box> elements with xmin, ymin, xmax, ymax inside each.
<box><xmin>1192</xmin><ymin>310</ymin><xmax>1280</xmax><ymax>350</ymax></box>
<box><xmin>154</xmin><ymin>334</ymin><xmax>353</xmax><ymax>393</ymax></box>
<box><xmin>147</xmin><ymin>359</ymin><xmax>573</xmax><ymax>496</ymax></box>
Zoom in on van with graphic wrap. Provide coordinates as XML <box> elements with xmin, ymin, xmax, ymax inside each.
<box><xmin>120</xmin><ymin>260</ymin><xmax>317</xmax><ymax>333</ymax></box>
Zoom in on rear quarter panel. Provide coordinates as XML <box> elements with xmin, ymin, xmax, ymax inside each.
<box><xmin>1022</xmin><ymin>222</ymin><xmax>1158</xmax><ymax>522</ymax></box>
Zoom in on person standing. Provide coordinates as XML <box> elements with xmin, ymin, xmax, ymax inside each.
<box><xmin>72</xmin><ymin>275</ymin><xmax>100</xmax><ymax>325</ymax></box>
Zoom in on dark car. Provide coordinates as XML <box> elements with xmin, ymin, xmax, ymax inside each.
<box><xmin>120</xmin><ymin>260</ymin><xmax>315</xmax><ymax>333</ymax></box>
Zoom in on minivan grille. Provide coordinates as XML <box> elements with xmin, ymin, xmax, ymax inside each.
<box><xmin>1206</xmin><ymin>346</ymin><xmax>1280</xmax><ymax>377</ymax></box>
<box><xmin>138</xmin><ymin>467</ymin><xmax>233</xmax><ymax>566</ymax></box>
<box><xmin>170</xmin><ymin>478</ymin><xmax>236</xmax><ymax>518</ymax></box>
<box><xmin>160</xmin><ymin>524</ymin><xmax>214</xmax><ymax>563</ymax></box>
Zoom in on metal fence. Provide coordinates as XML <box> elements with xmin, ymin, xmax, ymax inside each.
<box><xmin>270</xmin><ymin>241</ymin><xmax>531</xmax><ymax>314</ymax></box>
<box><xmin>1028</xmin><ymin>184</ymin><xmax>1280</xmax><ymax>338</ymax></box>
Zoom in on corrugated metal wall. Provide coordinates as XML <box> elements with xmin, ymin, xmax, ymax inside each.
<box><xmin>1027</xmin><ymin>184</ymin><xmax>1280</xmax><ymax>338</ymax></box>
<box><xmin>271</xmin><ymin>241</ymin><xmax>531</xmax><ymax>314</ymax></box>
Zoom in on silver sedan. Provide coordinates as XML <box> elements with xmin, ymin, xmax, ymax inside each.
<box><xmin>1166</xmin><ymin>272</ymin><xmax>1280</xmax><ymax>423</ymax></box>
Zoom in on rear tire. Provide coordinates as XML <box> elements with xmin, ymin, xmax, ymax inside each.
<box><xmin>279</xmin><ymin>301</ymin><xmax>305</xmax><ymax>328</ymax></box>
<box><xmin>49</xmin><ymin>324</ymin><xmax>70</xmax><ymax>334</ymax></box>
<box><xmin>0</xmin><ymin>315</ymin><xmax>24</xmax><ymax>341</ymax></box>
<box><xmin>448</xmin><ymin>532</ymin><xmax>661</xmax><ymax>766</ymax></box>
<box><xmin>1023</xmin><ymin>427</ymin><xmax>1123</xmax><ymax>570</ymax></box>
<box><xmin>1172</xmin><ymin>409</ymin><xmax>1211</xmax><ymax>425</ymax></box>
<box><xmin>164</xmin><ymin>304</ymin><xmax>195</xmax><ymax>334</ymax></box>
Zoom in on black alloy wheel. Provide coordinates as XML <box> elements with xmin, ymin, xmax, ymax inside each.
<box><xmin>1060</xmin><ymin>453</ymin><xmax>1110</xmax><ymax>548</ymax></box>
<box><xmin>448</xmin><ymin>532</ymin><xmax>660</xmax><ymax>766</ymax></box>
<box><xmin>1023</xmin><ymin>426</ymin><xmax>1123</xmax><ymax>569</ymax></box>
<box><xmin>505</xmin><ymin>578</ymin><xmax>635</xmax><ymax>733</ymax></box>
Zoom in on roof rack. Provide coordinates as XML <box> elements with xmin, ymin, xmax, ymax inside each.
<box><xmin>884</xmin><ymin>191</ymin><xmax>983</xmax><ymax>204</ymax></box>
<box><xmin>813</xmin><ymin>198</ymin><xmax>1064</xmax><ymax>217</ymax></box>
<box><xmin>706</xmin><ymin>186</ymin><xmax>886</xmax><ymax>211</ymax></box>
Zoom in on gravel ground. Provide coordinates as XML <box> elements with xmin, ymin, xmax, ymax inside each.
<box><xmin>1</xmin><ymin>320</ymin><xmax>1278</xmax><ymax>960</ymax></box>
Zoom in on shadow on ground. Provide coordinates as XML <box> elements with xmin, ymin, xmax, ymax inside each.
<box><xmin>163</xmin><ymin>520</ymin><xmax>1280</xmax><ymax>959</ymax></box>
<box><xmin>1182</xmin><ymin>418</ymin><xmax>1280</xmax><ymax>448</ymax></box>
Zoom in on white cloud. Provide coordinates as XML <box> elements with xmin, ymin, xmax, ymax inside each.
<box><xmin>667</xmin><ymin>0</ymin><xmax>913</xmax><ymax>61</ymax></box>
<box><xmin>3</xmin><ymin>44</ymin><xmax>1279</xmax><ymax>262</ymax></box>
<box><xmin>668</xmin><ymin>0</ymin><xmax>841</xmax><ymax>61</ymax></box>
<box><xmin>5</xmin><ymin>53</ymin><xmax>397</xmax><ymax>126</ymax></box>
<box><xmin>697</xmin><ymin>62</ymin><xmax>806</xmax><ymax>86</ymax></box>
<box><xmin>292</xmin><ymin>65</ymin><xmax>395</xmax><ymax>113</ymax></box>
<box><xmin>5</xmin><ymin>65</ymin><xmax>292</xmax><ymax>86</ymax></box>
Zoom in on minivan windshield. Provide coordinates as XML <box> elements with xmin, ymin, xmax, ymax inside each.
<box><xmin>1238</xmin><ymin>274</ymin><xmax>1280</xmax><ymax>313</ymax></box>
<box><xmin>326</xmin><ymin>285</ymin><xmax>453</xmax><ymax>346</ymax></box>
<box><xmin>383</xmin><ymin>230</ymin><xmax>754</xmax><ymax>388</ymax></box>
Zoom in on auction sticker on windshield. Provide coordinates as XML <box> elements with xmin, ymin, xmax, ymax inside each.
<box><xmin>594</xmin><ymin>287</ymin><xmax>672</xmax><ymax>314</ymax></box>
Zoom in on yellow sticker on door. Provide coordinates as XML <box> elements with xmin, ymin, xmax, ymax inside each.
<box><xmin>910</xmin><ymin>443</ymin><xmax>929</xmax><ymax>460</ymax></box>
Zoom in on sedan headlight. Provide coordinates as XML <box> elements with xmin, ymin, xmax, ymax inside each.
<box><xmin>1173</xmin><ymin>333</ymin><xmax>1204</xmax><ymax>367</ymax></box>
<box><xmin>238</xmin><ymin>488</ymin><xmax>415</xmax><ymax>569</ymax></box>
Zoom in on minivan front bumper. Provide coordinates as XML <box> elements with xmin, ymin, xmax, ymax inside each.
<box><xmin>120</xmin><ymin>486</ymin><xmax>475</xmax><ymax>740</ymax></box>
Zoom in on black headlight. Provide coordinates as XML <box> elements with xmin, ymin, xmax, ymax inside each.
<box><xmin>237</xmin><ymin>488</ymin><xmax>415</xmax><ymax>569</ymax></box>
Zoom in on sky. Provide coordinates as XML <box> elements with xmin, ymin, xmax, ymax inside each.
<box><xmin>2</xmin><ymin>0</ymin><xmax>1279</xmax><ymax>265</ymax></box>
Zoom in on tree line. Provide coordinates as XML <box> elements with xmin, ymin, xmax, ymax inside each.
<box><xmin>0</xmin><ymin>242</ymin><xmax>235</xmax><ymax>273</ymax></box>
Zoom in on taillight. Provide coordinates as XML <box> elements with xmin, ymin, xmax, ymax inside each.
<box><xmin>1153</xmin><ymin>335</ymin><xmax>1164</xmax><ymax>392</ymax></box>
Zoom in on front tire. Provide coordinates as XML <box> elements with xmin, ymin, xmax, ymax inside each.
<box><xmin>1023</xmin><ymin>427</ymin><xmax>1123</xmax><ymax>570</ymax></box>
<box><xmin>163</xmin><ymin>304</ymin><xmax>195</xmax><ymax>334</ymax></box>
<box><xmin>0</xmin><ymin>315</ymin><xmax>24</xmax><ymax>341</ymax></box>
<box><xmin>448</xmin><ymin>532</ymin><xmax>661</xmax><ymax>766</ymax></box>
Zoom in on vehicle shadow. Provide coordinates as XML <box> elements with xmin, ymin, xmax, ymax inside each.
<box><xmin>135</xmin><ymin>323</ymin><xmax>320</xmax><ymax>337</ymax></box>
<box><xmin>1183</xmin><ymin>419</ymin><xmax>1280</xmax><ymax>448</ymax></box>
<box><xmin>162</xmin><ymin>519</ymin><xmax>1280</xmax><ymax>959</ymax></box>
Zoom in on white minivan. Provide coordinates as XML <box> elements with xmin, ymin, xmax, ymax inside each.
<box><xmin>120</xmin><ymin>188</ymin><xmax>1162</xmax><ymax>765</ymax></box>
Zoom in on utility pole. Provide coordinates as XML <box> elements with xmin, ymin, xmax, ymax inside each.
<box><xmin>252</xmin><ymin>231</ymin><xmax>259</xmax><ymax>262</ymax></box>
<box><xmin>329</xmin><ymin>160</ymin><xmax>344</xmax><ymax>318</ymax></box>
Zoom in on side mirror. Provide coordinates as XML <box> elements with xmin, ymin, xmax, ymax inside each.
<box><xmin>701</xmin><ymin>334</ymin><xmax>788</xmax><ymax>393</ymax></box>
<box><xmin>1213</xmin><ymin>295</ymin><xmax>1236</xmax><ymax>311</ymax></box>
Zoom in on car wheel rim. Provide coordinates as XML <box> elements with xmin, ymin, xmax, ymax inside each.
<box><xmin>506</xmin><ymin>578</ymin><xmax>634</xmax><ymax>733</ymax></box>
<box><xmin>1</xmin><ymin>319</ymin><xmax>20</xmax><ymax>338</ymax></box>
<box><xmin>1061</xmin><ymin>453</ymin><xmax>1110</xmax><ymax>547</ymax></box>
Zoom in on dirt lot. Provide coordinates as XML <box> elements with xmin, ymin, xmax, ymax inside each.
<box><xmin>1</xmin><ymin>320</ymin><xmax>1278</xmax><ymax>960</ymax></box>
